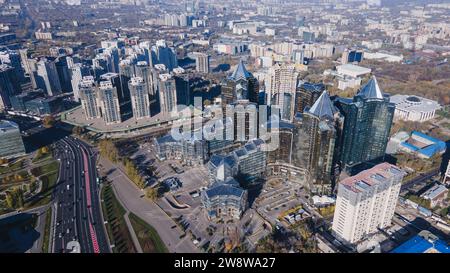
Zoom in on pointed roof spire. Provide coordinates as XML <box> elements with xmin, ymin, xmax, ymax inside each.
<box><xmin>358</xmin><ymin>76</ymin><xmax>384</xmax><ymax>99</ymax></box>
<box><xmin>308</xmin><ymin>91</ymin><xmax>335</xmax><ymax>118</ymax></box>
<box><xmin>230</xmin><ymin>59</ymin><xmax>251</xmax><ymax>81</ymax></box>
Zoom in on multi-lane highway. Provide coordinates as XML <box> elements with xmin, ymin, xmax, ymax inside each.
<box><xmin>51</xmin><ymin>136</ymin><xmax>110</xmax><ymax>253</ymax></box>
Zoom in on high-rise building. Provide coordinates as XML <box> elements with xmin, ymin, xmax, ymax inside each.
<box><xmin>0</xmin><ymin>64</ymin><xmax>21</xmax><ymax>109</ymax></box>
<box><xmin>265</xmin><ymin>64</ymin><xmax>298</xmax><ymax>121</ymax></box>
<box><xmin>35</xmin><ymin>58</ymin><xmax>62</xmax><ymax>96</ymax></box>
<box><xmin>19</xmin><ymin>49</ymin><xmax>37</xmax><ymax>89</ymax></box>
<box><xmin>332</xmin><ymin>163</ymin><xmax>405</xmax><ymax>244</ymax></box>
<box><xmin>221</xmin><ymin>60</ymin><xmax>259</xmax><ymax>107</ymax></box>
<box><xmin>444</xmin><ymin>161</ymin><xmax>450</xmax><ymax>185</ymax></box>
<box><xmin>173</xmin><ymin>67</ymin><xmax>190</xmax><ymax>106</ymax></box>
<box><xmin>129</xmin><ymin>77</ymin><xmax>151</xmax><ymax>120</ymax></box>
<box><xmin>153</xmin><ymin>40</ymin><xmax>178</xmax><ymax>71</ymax></box>
<box><xmin>97</xmin><ymin>81</ymin><xmax>121</xmax><ymax>125</ymax></box>
<box><xmin>0</xmin><ymin>120</ymin><xmax>26</xmax><ymax>159</ymax></box>
<box><xmin>55</xmin><ymin>55</ymin><xmax>73</xmax><ymax>93</ymax></box>
<box><xmin>296</xmin><ymin>82</ymin><xmax>325</xmax><ymax>113</ymax></box>
<box><xmin>118</xmin><ymin>59</ymin><xmax>134</xmax><ymax>103</ymax></box>
<box><xmin>195</xmin><ymin>52</ymin><xmax>210</xmax><ymax>73</ymax></box>
<box><xmin>230</xmin><ymin>100</ymin><xmax>258</xmax><ymax>142</ymax></box>
<box><xmin>0</xmin><ymin>49</ymin><xmax>25</xmax><ymax>84</ymax></box>
<box><xmin>335</xmin><ymin>76</ymin><xmax>395</xmax><ymax>171</ymax></box>
<box><xmin>302</xmin><ymin>91</ymin><xmax>342</xmax><ymax>194</ymax></box>
<box><xmin>158</xmin><ymin>73</ymin><xmax>177</xmax><ymax>114</ymax></box>
<box><xmin>134</xmin><ymin>61</ymin><xmax>155</xmax><ymax>97</ymax></box>
<box><xmin>79</xmin><ymin>76</ymin><xmax>99</xmax><ymax>120</ymax></box>
<box><xmin>71</xmin><ymin>63</ymin><xmax>91</xmax><ymax>102</ymax></box>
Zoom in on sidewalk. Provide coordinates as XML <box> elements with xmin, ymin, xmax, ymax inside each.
<box><xmin>99</xmin><ymin>157</ymin><xmax>198</xmax><ymax>253</ymax></box>
<box><xmin>110</xmin><ymin>186</ymin><xmax>143</xmax><ymax>253</ymax></box>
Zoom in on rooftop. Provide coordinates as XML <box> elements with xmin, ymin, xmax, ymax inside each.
<box><xmin>390</xmin><ymin>94</ymin><xmax>441</xmax><ymax>112</ymax></box>
<box><xmin>391</xmin><ymin>231</ymin><xmax>450</xmax><ymax>253</ymax></box>
<box><xmin>0</xmin><ymin>120</ymin><xmax>19</xmax><ymax>132</ymax></box>
<box><xmin>340</xmin><ymin>163</ymin><xmax>405</xmax><ymax>193</ymax></box>
<box><xmin>421</xmin><ymin>184</ymin><xmax>448</xmax><ymax>200</ymax></box>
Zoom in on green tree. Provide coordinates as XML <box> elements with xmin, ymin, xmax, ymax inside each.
<box><xmin>145</xmin><ymin>187</ymin><xmax>158</xmax><ymax>201</ymax></box>
<box><xmin>5</xmin><ymin>188</ymin><xmax>24</xmax><ymax>209</ymax></box>
<box><xmin>42</xmin><ymin>116</ymin><xmax>55</xmax><ymax>128</ymax></box>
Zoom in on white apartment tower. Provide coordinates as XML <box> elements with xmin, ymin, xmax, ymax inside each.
<box><xmin>97</xmin><ymin>81</ymin><xmax>121</xmax><ymax>125</ymax></box>
<box><xmin>265</xmin><ymin>64</ymin><xmax>298</xmax><ymax>122</ymax></box>
<box><xmin>444</xmin><ymin>161</ymin><xmax>450</xmax><ymax>185</ymax></box>
<box><xmin>78</xmin><ymin>76</ymin><xmax>99</xmax><ymax>120</ymax></box>
<box><xmin>332</xmin><ymin>163</ymin><xmax>405</xmax><ymax>244</ymax></box>
<box><xmin>158</xmin><ymin>73</ymin><xmax>177</xmax><ymax>114</ymax></box>
<box><xmin>195</xmin><ymin>53</ymin><xmax>210</xmax><ymax>74</ymax></box>
<box><xmin>129</xmin><ymin>77</ymin><xmax>151</xmax><ymax>119</ymax></box>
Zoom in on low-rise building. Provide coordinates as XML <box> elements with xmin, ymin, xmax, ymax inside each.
<box><xmin>391</xmin><ymin>230</ymin><xmax>450</xmax><ymax>253</ymax></box>
<box><xmin>399</xmin><ymin>131</ymin><xmax>446</xmax><ymax>159</ymax></box>
<box><xmin>201</xmin><ymin>177</ymin><xmax>248</xmax><ymax>221</ymax></box>
<box><xmin>154</xmin><ymin>134</ymin><xmax>208</xmax><ymax>165</ymax></box>
<box><xmin>390</xmin><ymin>95</ymin><xmax>441</xmax><ymax>122</ymax></box>
<box><xmin>420</xmin><ymin>184</ymin><xmax>448</xmax><ymax>208</ymax></box>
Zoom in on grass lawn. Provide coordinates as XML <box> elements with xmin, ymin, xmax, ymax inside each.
<box><xmin>30</xmin><ymin>161</ymin><xmax>59</xmax><ymax>177</ymax></box>
<box><xmin>128</xmin><ymin>212</ymin><xmax>168</xmax><ymax>253</ymax></box>
<box><xmin>41</xmin><ymin>208</ymin><xmax>52</xmax><ymax>253</ymax></box>
<box><xmin>32</xmin><ymin>151</ymin><xmax>52</xmax><ymax>163</ymax></box>
<box><xmin>101</xmin><ymin>184</ymin><xmax>137</xmax><ymax>253</ymax></box>
<box><xmin>0</xmin><ymin>159</ymin><xmax>25</xmax><ymax>175</ymax></box>
<box><xmin>25</xmin><ymin>168</ymin><xmax>58</xmax><ymax>209</ymax></box>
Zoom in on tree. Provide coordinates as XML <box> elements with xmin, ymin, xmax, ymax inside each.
<box><xmin>72</xmin><ymin>126</ymin><xmax>85</xmax><ymax>136</ymax></box>
<box><xmin>5</xmin><ymin>187</ymin><xmax>24</xmax><ymax>209</ymax></box>
<box><xmin>42</xmin><ymin>116</ymin><xmax>55</xmax><ymax>128</ymax></box>
<box><xmin>145</xmin><ymin>187</ymin><xmax>158</xmax><ymax>201</ymax></box>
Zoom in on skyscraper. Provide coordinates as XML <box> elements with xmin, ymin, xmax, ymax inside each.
<box><xmin>129</xmin><ymin>77</ymin><xmax>151</xmax><ymax>120</ymax></box>
<box><xmin>301</xmin><ymin>91</ymin><xmax>342</xmax><ymax>194</ymax></box>
<box><xmin>265</xmin><ymin>64</ymin><xmax>298</xmax><ymax>122</ymax></box>
<box><xmin>335</xmin><ymin>76</ymin><xmax>395</xmax><ymax>171</ymax></box>
<box><xmin>173</xmin><ymin>67</ymin><xmax>190</xmax><ymax>106</ymax></box>
<box><xmin>35</xmin><ymin>58</ymin><xmax>62</xmax><ymax>96</ymax></box>
<box><xmin>158</xmin><ymin>73</ymin><xmax>177</xmax><ymax>114</ymax></box>
<box><xmin>296</xmin><ymin>82</ymin><xmax>325</xmax><ymax>113</ymax></box>
<box><xmin>78</xmin><ymin>77</ymin><xmax>99</xmax><ymax>120</ymax></box>
<box><xmin>134</xmin><ymin>61</ymin><xmax>155</xmax><ymax>97</ymax></box>
<box><xmin>221</xmin><ymin>60</ymin><xmax>259</xmax><ymax>106</ymax></box>
<box><xmin>71</xmin><ymin>63</ymin><xmax>91</xmax><ymax>102</ymax></box>
<box><xmin>332</xmin><ymin>163</ymin><xmax>405</xmax><ymax>244</ymax></box>
<box><xmin>0</xmin><ymin>64</ymin><xmax>21</xmax><ymax>110</ymax></box>
<box><xmin>118</xmin><ymin>59</ymin><xmax>134</xmax><ymax>103</ymax></box>
<box><xmin>55</xmin><ymin>55</ymin><xmax>73</xmax><ymax>93</ymax></box>
<box><xmin>153</xmin><ymin>40</ymin><xmax>178</xmax><ymax>71</ymax></box>
<box><xmin>97</xmin><ymin>81</ymin><xmax>121</xmax><ymax>125</ymax></box>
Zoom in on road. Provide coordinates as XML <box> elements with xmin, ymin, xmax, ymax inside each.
<box><xmin>400</xmin><ymin>168</ymin><xmax>440</xmax><ymax>192</ymax></box>
<box><xmin>51</xmin><ymin>136</ymin><xmax>110</xmax><ymax>253</ymax></box>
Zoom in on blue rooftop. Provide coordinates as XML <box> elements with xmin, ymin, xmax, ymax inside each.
<box><xmin>391</xmin><ymin>234</ymin><xmax>450</xmax><ymax>253</ymax></box>
<box><xmin>400</xmin><ymin>131</ymin><xmax>446</xmax><ymax>158</ymax></box>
